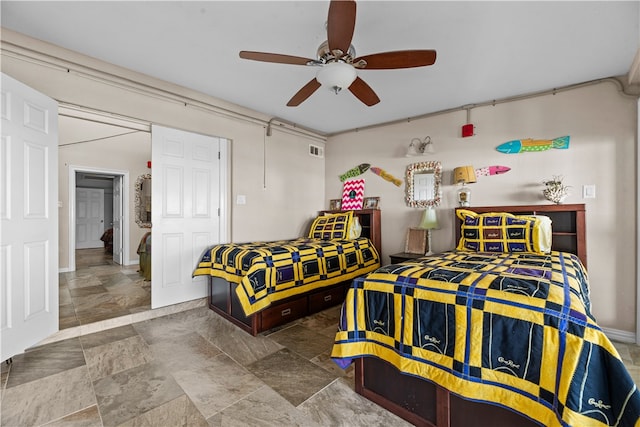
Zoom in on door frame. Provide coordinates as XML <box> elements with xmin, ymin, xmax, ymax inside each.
<box><xmin>68</xmin><ymin>165</ymin><xmax>129</xmax><ymax>272</ymax></box>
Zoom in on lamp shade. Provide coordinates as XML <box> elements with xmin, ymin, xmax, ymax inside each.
<box><xmin>406</xmin><ymin>142</ymin><xmax>419</xmax><ymax>157</ymax></box>
<box><xmin>418</xmin><ymin>208</ymin><xmax>439</xmax><ymax>230</ymax></box>
<box><xmin>453</xmin><ymin>166</ymin><xmax>477</xmax><ymax>184</ymax></box>
<box><xmin>316</xmin><ymin>62</ymin><xmax>357</xmax><ymax>93</ymax></box>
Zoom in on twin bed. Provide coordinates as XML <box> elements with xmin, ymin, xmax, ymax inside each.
<box><xmin>194</xmin><ymin>209</ymin><xmax>381</xmax><ymax>335</ymax></box>
<box><xmin>195</xmin><ymin>204</ymin><xmax>639</xmax><ymax>426</ymax></box>
<box><xmin>332</xmin><ymin>204</ymin><xmax>639</xmax><ymax>427</ymax></box>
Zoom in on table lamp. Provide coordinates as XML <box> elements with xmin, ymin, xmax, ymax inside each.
<box><xmin>418</xmin><ymin>207</ymin><xmax>439</xmax><ymax>255</ymax></box>
<box><xmin>453</xmin><ymin>166</ymin><xmax>477</xmax><ymax>207</ymax></box>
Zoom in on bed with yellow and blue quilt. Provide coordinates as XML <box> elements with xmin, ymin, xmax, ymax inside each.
<box><xmin>331</xmin><ymin>205</ymin><xmax>640</xmax><ymax>427</ymax></box>
<box><xmin>194</xmin><ymin>209</ymin><xmax>381</xmax><ymax>335</ymax></box>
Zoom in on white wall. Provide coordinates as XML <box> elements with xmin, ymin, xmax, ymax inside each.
<box><xmin>1</xmin><ymin>29</ymin><xmax>326</xmax><ymax>268</ymax></box>
<box><xmin>326</xmin><ymin>80</ymin><xmax>637</xmax><ymax>333</ymax></box>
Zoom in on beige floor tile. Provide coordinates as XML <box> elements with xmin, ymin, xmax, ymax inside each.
<box><xmin>172</xmin><ymin>353</ymin><xmax>264</xmax><ymax>419</ymax></box>
<box><xmin>92</xmin><ymin>361</ymin><xmax>184</xmax><ymax>427</ymax></box>
<box><xmin>43</xmin><ymin>405</ymin><xmax>102</xmax><ymax>427</ymax></box>
<box><xmin>1</xmin><ymin>366</ymin><xmax>96</xmax><ymax>427</ymax></box>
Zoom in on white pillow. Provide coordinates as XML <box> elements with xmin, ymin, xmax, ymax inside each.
<box><xmin>348</xmin><ymin>216</ymin><xmax>362</xmax><ymax>239</ymax></box>
<box><xmin>531</xmin><ymin>215</ymin><xmax>552</xmax><ymax>253</ymax></box>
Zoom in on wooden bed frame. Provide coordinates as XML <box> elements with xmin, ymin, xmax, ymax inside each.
<box><xmin>207</xmin><ymin>209</ymin><xmax>381</xmax><ymax>336</ymax></box>
<box><xmin>355</xmin><ymin>204</ymin><xmax>586</xmax><ymax>427</ymax></box>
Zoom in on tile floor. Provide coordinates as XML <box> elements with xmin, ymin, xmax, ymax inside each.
<box><xmin>3</xmin><ymin>304</ymin><xmax>640</xmax><ymax>427</ymax></box>
<box><xmin>59</xmin><ymin>249</ymin><xmax>151</xmax><ymax>329</ymax></box>
<box><xmin>4</xmin><ymin>248</ymin><xmax>638</xmax><ymax>426</ymax></box>
<box><xmin>1</xmin><ymin>305</ymin><xmax>412</xmax><ymax>427</ymax></box>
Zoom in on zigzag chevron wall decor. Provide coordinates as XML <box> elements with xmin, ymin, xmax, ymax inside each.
<box><xmin>341</xmin><ymin>179</ymin><xmax>365</xmax><ymax>210</ymax></box>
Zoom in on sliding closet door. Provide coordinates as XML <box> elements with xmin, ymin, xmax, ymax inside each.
<box><xmin>151</xmin><ymin>125</ymin><xmax>227</xmax><ymax>308</ymax></box>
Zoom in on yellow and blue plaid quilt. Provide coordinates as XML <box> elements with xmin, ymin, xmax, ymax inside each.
<box><xmin>332</xmin><ymin>251</ymin><xmax>640</xmax><ymax>427</ymax></box>
<box><xmin>194</xmin><ymin>237</ymin><xmax>380</xmax><ymax>316</ymax></box>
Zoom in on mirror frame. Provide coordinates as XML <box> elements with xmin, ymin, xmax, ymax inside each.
<box><xmin>135</xmin><ymin>173</ymin><xmax>152</xmax><ymax>228</ymax></box>
<box><xmin>405</xmin><ymin>160</ymin><xmax>442</xmax><ymax>208</ymax></box>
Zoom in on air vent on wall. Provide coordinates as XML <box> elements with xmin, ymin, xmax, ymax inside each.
<box><xmin>309</xmin><ymin>144</ymin><xmax>324</xmax><ymax>158</ymax></box>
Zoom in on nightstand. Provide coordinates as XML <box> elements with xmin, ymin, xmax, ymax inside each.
<box><xmin>389</xmin><ymin>252</ymin><xmax>426</xmax><ymax>264</ymax></box>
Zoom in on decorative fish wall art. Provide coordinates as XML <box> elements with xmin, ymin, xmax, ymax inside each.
<box><xmin>339</xmin><ymin>163</ymin><xmax>370</xmax><ymax>182</ymax></box>
<box><xmin>370</xmin><ymin>167</ymin><xmax>402</xmax><ymax>187</ymax></box>
<box><xmin>475</xmin><ymin>166</ymin><xmax>511</xmax><ymax>176</ymax></box>
<box><xmin>496</xmin><ymin>136</ymin><xmax>570</xmax><ymax>154</ymax></box>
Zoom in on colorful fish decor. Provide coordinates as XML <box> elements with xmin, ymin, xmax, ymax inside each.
<box><xmin>370</xmin><ymin>166</ymin><xmax>402</xmax><ymax>187</ymax></box>
<box><xmin>496</xmin><ymin>136</ymin><xmax>570</xmax><ymax>154</ymax></box>
<box><xmin>340</xmin><ymin>163</ymin><xmax>370</xmax><ymax>182</ymax></box>
<box><xmin>475</xmin><ymin>165</ymin><xmax>511</xmax><ymax>176</ymax></box>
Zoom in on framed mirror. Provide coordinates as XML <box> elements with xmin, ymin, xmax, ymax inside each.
<box><xmin>135</xmin><ymin>173</ymin><xmax>152</xmax><ymax>228</ymax></box>
<box><xmin>405</xmin><ymin>160</ymin><xmax>442</xmax><ymax>208</ymax></box>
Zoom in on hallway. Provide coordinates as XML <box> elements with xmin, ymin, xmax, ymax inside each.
<box><xmin>59</xmin><ymin>249</ymin><xmax>151</xmax><ymax>329</ymax></box>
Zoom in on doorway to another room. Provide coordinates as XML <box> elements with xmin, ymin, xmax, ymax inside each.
<box><xmin>57</xmin><ymin>109</ymin><xmax>229</xmax><ymax>330</ymax></box>
<box><xmin>59</xmin><ymin>107</ymin><xmax>152</xmax><ymax>330</ymax></box>
<box><xmin>59</xmin><ymin>167</ymin><xmax>151</xmax><ymax>329</ymax></box>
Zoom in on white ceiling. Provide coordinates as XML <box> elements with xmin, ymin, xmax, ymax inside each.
<box><xmin>2</xmin><ymin>1</ymin><xmax>638</xmax><ymax>135</ymax></box>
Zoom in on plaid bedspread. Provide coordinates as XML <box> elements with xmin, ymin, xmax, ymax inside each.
<box><xmin>193</xmin><ymin>237</ymin><xmax>379</xmax><ymax>315</ymax></box>
<box><xmin>331</xmin><ymin>251</ymin><xmax>640</xmax><ymax>427</ymax></box>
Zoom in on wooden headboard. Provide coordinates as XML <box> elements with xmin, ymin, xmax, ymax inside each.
<box><xmin>454</xmin><ymin>204</ymin><xmax>587</xmax><ymax>267</ymax></box>
<box><xmin>320</xmin><ymin>209</ymin><xmax>382</xmax><ymax>255</ymax></box>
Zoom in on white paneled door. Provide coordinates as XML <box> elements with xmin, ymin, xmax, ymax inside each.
<box><xmin>112</xmin><ymin>175</ymin><xmax>123</xmax><ymax>265</ymax></box>
<box><xmin>1</xmin><ymin>73</ymin><xmax>58</xmax><ymax>361</ymax></box>
<box><xmin>75</xmin><ymin>187</ymin><xmax>104</xmax><ymax>249</ymax></box>
<box><xmin>151</xmin><ymin>125</ymin><xmax>227</xmax><ymax>308</ymax></box>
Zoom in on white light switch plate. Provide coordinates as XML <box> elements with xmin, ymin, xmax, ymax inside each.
<box><xmin>582</xmin><ymin>185</ymin><xmax>596</xmax><ymax>199</ymax></box>
<box><xmin>236</xmin><ymin>195</ymin><xmax>246</xmax><ymax>205</ymax></box>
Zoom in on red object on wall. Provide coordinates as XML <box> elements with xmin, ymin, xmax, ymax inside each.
<box><xmin>147</xmin><ymin>161</ymin><xmax>151</xmax><ymax>168</ymax></box>
<box><xmin>461</xmin><ymin>124</ymin><xmax>475</xmax><ymax>138</ymax></box>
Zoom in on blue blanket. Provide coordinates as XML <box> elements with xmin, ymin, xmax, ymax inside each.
<box><xmin>332</xmin><ymin>251</ymin><xmax>640</xmax><ymax>427</ymax></box>
<box><xmin>194</xmin><ymin>237</ymin><xmax>380</xmax><ymax>315</ymax></box>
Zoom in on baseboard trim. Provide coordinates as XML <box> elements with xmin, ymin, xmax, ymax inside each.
<box><xmin>59</xmin><ymin>260</ymin><xmax>138</xmax><ymax>272</ymax></box>
<box><xmin>603</xmin><ymin>327</ymin><xmax>637</xmax><ymax>344</ymax></box>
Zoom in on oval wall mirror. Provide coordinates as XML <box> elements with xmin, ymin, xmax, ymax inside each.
<box><xmin>135</xmin><ymin>173</ymin><xmax>152</xmax><ymax>228</ymax></box>
<box><xmin>405</xmin><ymin>160</ymin><xmax>442</xmax><ymax>208</ymax></box>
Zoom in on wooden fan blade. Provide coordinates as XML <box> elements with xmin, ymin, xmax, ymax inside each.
<box><xmin>348</xmin><ymin>77</ymin><xmax>380</xmax><ymax>106</ymax></box>
<box><xmin>327</xmin><ymin>0</ymin><xmax>356</xmax><ymax>54</ymax></box>
<box><xmin>354</xmin><ymin>50</ymin><xmax>437</xmax><ymax>69</ymax></box>
<box><xmin>287</xmin><ymin>79</ymin><xmax>322</xmax><ymax>106</ymax></box>
<box><xmin>239</xmin><ymin>51</ymin><xmax>313</xmax><ymax>66</ymax></box>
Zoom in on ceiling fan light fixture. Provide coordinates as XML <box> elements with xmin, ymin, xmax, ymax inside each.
<box><xmin>316</xmin><ymin>62</ymin><xmax>357</xmax><ymax>94</ymax></box>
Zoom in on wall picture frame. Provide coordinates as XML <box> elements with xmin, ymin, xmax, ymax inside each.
<box><xmin>405</xmin><ymin>227</ymin><xmax>428</xmax><ymax>254</ymax></box>
<box><xmin>341</xmin><ymin>179</ymin><xmax>365</xmax><ymax>210</ymax></box>
<box><xmin>363</xmin><ymin>196</ymin><xmax>380</xmax><ymax>209</ymax></box>
<box><xmin>329</xmin><ymin>199</ymin><xmax>342</xmax><ymax>210</ymax></box>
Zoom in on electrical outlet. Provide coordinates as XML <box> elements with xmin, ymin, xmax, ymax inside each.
<box><xmin>582</xmin><ymin>185</ymin><xmax>596</xmax><ymax>199</ymax></box>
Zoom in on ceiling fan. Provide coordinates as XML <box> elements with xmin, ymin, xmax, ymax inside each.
<box><xmin>239</xmin><ymin>0</ymin><xmax>436</xmax><ymax>107</ymax></box>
